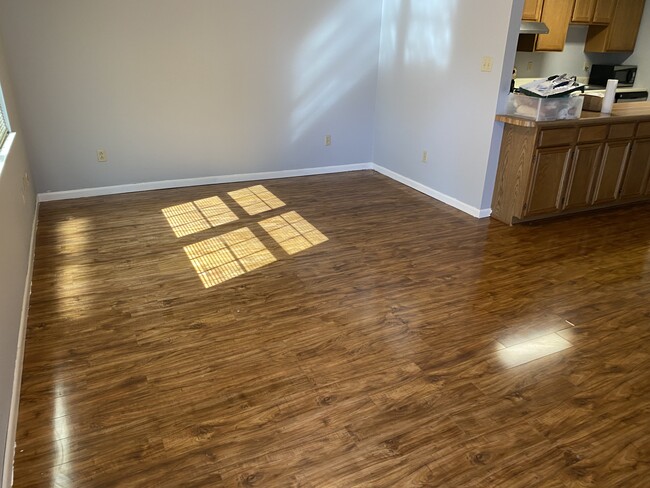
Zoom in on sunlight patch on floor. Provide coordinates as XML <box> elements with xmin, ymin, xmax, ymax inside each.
<box><xmin>259</xmin><ymin>211</ymin><xmax>328</xmax><ymax>255</ymax></box>
<box><xmin>228</xmin><ymin>185</ymin><xmax>286</xmax><ymax>216</ymax></box>
<box><xmin>162</xmin><ymin>196</ymin><xmax>238</xmax><ymax>238</ymax></box>
<box><xmin>184</xmin><ymin>227</ymin><xmax>276</xmax><ymax>288</ymax></box>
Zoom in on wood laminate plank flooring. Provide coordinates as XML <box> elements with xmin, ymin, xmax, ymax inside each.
<box><xmin>13</xmin><ymin>171</ymin><xmax>650</xmax><ymax>487</ymax></box>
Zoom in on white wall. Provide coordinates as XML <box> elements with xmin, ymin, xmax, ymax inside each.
<box><xmin>0</xmin><ymin>0</ymin><xmax>383</xmax><ymax>193</ymax></box>
<box><xmin>0</xmin><ymin>32</ymin><xmax>37</xmax><ymax>485</ymax></box>
<box><xmin>626</xmin><ymin>3</ymin><xmax>650</xmax><ymax>89</ymax></box>
<box><xmin>373</xmin><ymin>0</ymin><xmax>520</xmax><ymax>214</ymax></box>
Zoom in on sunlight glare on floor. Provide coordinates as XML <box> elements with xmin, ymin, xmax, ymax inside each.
<box><xmin>259</xmin><ymin>211</ymin><xmax>328</xmax><ymax>255</ymax></box>
<box><xmin>184</xmin><ymin>228</ymin><xmax>276</xmax><ymax>288</ymax></box>
<box><xmin>228</xmin><ymin>185</ymin><xmax>285</xmax><ymax>215</ymax></box>
<box><xmin>56</xmin><ymin>217</ymin><xmax>89</xmax><ymax>253</ymax></box>
<box><xmin>162</xmin><ymin>196</ymin><xmax>238</xmax><ymax>238</ymax></box>
<box><xmin>53</xmin><ymin>384</ymin><xmax>70</xmax><ymax>481</ymax></box>
<box><xmin>497</xmin><ymin>332</ymin><xmax>572</xmax><ymax>368</ymax></box>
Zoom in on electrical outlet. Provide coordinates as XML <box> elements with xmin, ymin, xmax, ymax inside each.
<box><xmin>97</xmin><ymin>149</ymin><xmax>108</xmax><ymax>162</ymax></box>
<box><xmin>325</xmin><ymin>135</ymin><xmax>332</xmax><ymax>146</ymax></box>
<box><xmin>422</xmin><ymin>150</ymin><xmax>428</xmax><ymax>163</ymax></box>
<box><xmin>481</xmin><ymin>56</ymin><xmax>493</xmax><ymax>72</ymax></box>
<box><xmin>527</xmin><ymin>61</ymin><xmax>533</xmax><ymax>71</ymax></box>
<box><xmin>584</xmin><ymin>62</ymin><xmax>590</xmax><ymax>73</ymax></box>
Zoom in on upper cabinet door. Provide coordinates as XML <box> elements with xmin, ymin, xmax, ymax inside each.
<box><xmin>592</xmin><ymin>0</ymin><xmax>618</xmax><ymax>23</ymax></box>
<box><xmin>523</xmin><ymin>0</ymin><xmax>544</xmax><ymax>20</ymax></box>
<box><xmin>536</xmin><ymin>0</ymin><xmax>576</xmax><ymax>51</ymax></box>
<box><xmin>572</xmin><ymin>0</ymin><xmax>616</xmax><ymax>23</ymax></box>
<box><xmin>585</xmin><ymin>0</ymin><xmax>646</xmax><ymax>52</ymax></box>
<box><xmin>572</xmin><ymin>0</ymin><xmax>597</xmax><ymax>22</ymax></box>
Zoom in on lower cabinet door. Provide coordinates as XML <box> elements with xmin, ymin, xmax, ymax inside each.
<box><xmin>525</xmin><ymin>147</ymin><xmax>572</xmax><ymax>216</ymax></box>
<box><xmin>564</xmin><ymin>143</ymin><xmax>601</xmax><ymax>210</ymax></box>
<box><xmin>592</xmin><ymin>141</ymin><xmax>630</xmax><ymax>204</ymax></box>
<box><xmin>620</xmin><ymin>139</ymin><xmax>650</xmax><ymax>199</ymax></box>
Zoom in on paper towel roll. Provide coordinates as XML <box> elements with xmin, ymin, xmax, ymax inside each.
<box><xmin>601</xmin><ymin>79</ymin><xmax>618</xmax><ymax>114</ymax></box>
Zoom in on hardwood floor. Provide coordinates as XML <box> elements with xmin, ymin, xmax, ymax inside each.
<box><xmin>14</xmin><ymin>170</ymin><xmax>650</xmax><ymax>487</ymax></box>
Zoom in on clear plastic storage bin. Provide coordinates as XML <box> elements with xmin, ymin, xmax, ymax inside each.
<box><xmin>506</xmin><ymin>93</ymin><xmax>584</xmax><ymax>121</ymax></box>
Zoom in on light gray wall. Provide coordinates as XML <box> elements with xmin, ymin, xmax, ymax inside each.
<box><xmin>373</xmin><ymin>0</ymin><xmax>519</xmax><ymax>212</ymax></box>
<box><xmin>0</xmin><ymin>0</ymin><xmax>383</xmax><ymax>193</ymax></box>
<box><xmin>0</xmin><ymin>32</ymin><xmax>36</xmax><ymax>483</ymax></box>
<box><xmin>515</xmin><ymin>5</ymin><xmax>650</xmax><ymax>87</ymax></box>
<box><xmin>481</xmin><ymin>0</ymin><xmax>527</xmax><ymax>211</ymax></box>
<box><xmin>626</xmin><ymin>3</ymin><xmax>650</xmax><ymax>89</ymax></box>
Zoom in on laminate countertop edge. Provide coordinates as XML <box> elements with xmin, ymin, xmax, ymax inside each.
<box><xmin>496</xmin><ymin>101</ymin><xmax>650</xmax><ymax>128</ymax></box>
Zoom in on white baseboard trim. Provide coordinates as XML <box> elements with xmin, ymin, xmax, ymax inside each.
<box><xmin>2</xmin><ymin>202</ymin><xmax>39</xmax><ymax>488</ymax></box>
<box><xmin>37</xmin><ymin>163</ymin><xmax>373</xmax><ymax>202</ymax></box>
<box><xmin>36</xmin><ymin>161</ymin><xmax>491</xmax><ymax>219</ymax></box>
<box><xmin>372</xmin><ymin>164</ymin><xmax>491</xmax><ymax>219</ymax></box>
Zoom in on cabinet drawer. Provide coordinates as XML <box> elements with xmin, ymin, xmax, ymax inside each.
<box><xmin>578</xmin><ymin>125</ymin><xmax>608</xmax><ymax>143</ymax></box>
<box><xmin>637</xmin><ymin>122</ymin><xmax>650</xmax><ymax>138</ymax></box>
<box><xmin>538</xmin><ymin>128</ymin><xmax>577</xmax><ymax>148</ymax></box>
<box><xmin>608</xmin><ymin>123</ymin><xmax>635</xmax><ymax>140</ymax></box>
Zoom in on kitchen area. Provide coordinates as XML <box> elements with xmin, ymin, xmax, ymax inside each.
<box><xmin>492</xmin><ymin>0</ymin><xmax>650</xmax><ymax>224</ymax></box>
<box><xmin>515</xmin><ymin>0</ymin><xmax>648</xmax><ymax>98</ymax></box>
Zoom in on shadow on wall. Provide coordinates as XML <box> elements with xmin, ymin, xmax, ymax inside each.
<box><xmin>0</xmin><ymin>0</ymin><xmax>383</xmax><ymax>192</ymax></box>
<box><xmin>291</xmin><ymin>0</ymin><xmax>381</xmax><ymax>142</ymax></box>
<box><xmin>381</xmin><ymin>0</ymin><xmax>458</xmax><ymax>69</ymax></box>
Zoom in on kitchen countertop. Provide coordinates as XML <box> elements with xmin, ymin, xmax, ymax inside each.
<box><xmin>496</xmin><ymin>101</ymin><xmax>650</xmax><ymax>128</ymax></box>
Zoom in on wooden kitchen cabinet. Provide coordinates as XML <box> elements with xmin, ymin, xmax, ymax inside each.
<box><xmin>592</xmin><ymin>141</ymin><xmax>630</xmax><ymax>204</ymax></box>
<box><xmin>620</xmin><ymin>139</ymin><xmax>650</xmax><ymax>199</ymax></box>
<box><xmin>536</xmin><ymin>0</ymin><xmax>576</xmax><ymax>51</ymax></box>
<box><xmin>572</xmin><ymin>0</ymin><xmax>617</xmax><ymax>23</ymax></box>
<box><xmin>523</xmin><ymin>0</ymin><xmax>544</xmax><ymax>20</ymax></box>
<box><xmin>564</xmin><ymin>144</ymin><xmax>601</xmax><ymax>209</ymax></box>
<box><xmin>638</xmin><ymin>122</ymin><xmax>650</xmax><ymax>138</ymax></box>
<box><xmin>572</xmin><ymin>0</ymin><xmax>598</xmax><ymax>22</ymax></box>
<box><xmin>525</xmin><ymin>147</ymin><xmax>572</xmax><ymax>216</ymax></box>
<box><xmin>585</xmin><ymin>0</ymin><xmax>646</xmax><ymax>52</ymax></box>
<box><xmin>592</xmin><ymin>0</ymin><xmax>618</xmax><ymax>22</ymax></box>
<box><xmin>492</xmin><ymin>108</ymin><xmax>650</xmax><ymax>225</ymax></box>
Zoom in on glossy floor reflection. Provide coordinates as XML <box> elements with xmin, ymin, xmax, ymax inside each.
<box><xmin>497</xmin><ymin>332</ymin><xmax>573</xmax><ymax>368</ymax></box>
<box><xmin>16</xmin><ymin>172</ymin><xmax>650</xmax><ymax>487</ymax></box>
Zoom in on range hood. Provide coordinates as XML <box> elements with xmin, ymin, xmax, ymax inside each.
<box><xmin>520</xmin><ymin>21</ymin><xmax>549</xmax><ymax>35</ymax></box>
